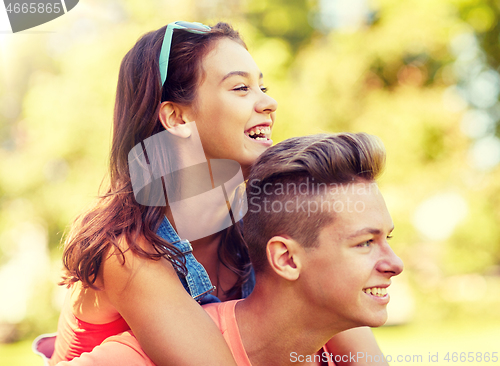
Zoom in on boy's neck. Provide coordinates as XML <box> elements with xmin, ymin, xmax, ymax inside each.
<box><xmin>235</xmin><ymin>282</ymin><xmax>341</xmax><ymax>366</ymax></box>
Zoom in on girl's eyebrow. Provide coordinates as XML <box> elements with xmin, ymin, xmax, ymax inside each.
<box><xmin>221</xmin><ymin>71</ymin><xmax>264</xmax><ymax>83</ymax></box>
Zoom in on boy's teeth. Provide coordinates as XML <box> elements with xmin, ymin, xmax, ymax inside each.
<box><xmin>363</xmin><ymin>287</ymin><xmax>387</xmax><ymax>297</ymax></box>
<box><xmin>250</xmin><ymin>131</ymin><xmax>255</xmax><ymax>136</ymax></box>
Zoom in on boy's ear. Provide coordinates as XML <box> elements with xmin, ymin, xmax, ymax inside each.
<box><xmin>266</xmin><ymin>236</ymin><xmax>302</xmax><ymax>281</ymax></box>
<box><xmin>159</xmin><ymin>101</ymin><xmax>192</xmax><ymax>138</ymax></box>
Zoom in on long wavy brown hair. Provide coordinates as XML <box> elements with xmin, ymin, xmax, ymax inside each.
<box><xmin>61</xmin><ymin>22</ymin><xmax>251</xmax><ymax>298</ymax></box>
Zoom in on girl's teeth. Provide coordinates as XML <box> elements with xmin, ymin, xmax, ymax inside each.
<box><xmin>246</xmin><ymin>126</ymin><xmax>271</xmax><ymax>138</ymax></box>
<box><xmin>363</xmin><ymin>287</ymin><xmax>387</xmax><ymax>297</ymax></box>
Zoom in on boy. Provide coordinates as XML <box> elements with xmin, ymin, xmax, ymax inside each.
<box><xmin>56</xmin><ymin>133</ymin><xmax>403</xmax><ymax>365</ymax></box>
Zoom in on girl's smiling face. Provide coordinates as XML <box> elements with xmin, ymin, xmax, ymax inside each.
<box><xmin>188</xmin><ymin>38</ymin><xmax>278</xmax><ymax>177</ymax></box>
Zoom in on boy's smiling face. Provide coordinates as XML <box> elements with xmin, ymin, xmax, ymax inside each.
<box><xmin>299</xmin><ymin>181</ymin><xmax>403</xmax><ymax>331</ymax></box>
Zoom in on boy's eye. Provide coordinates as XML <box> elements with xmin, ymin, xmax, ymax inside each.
<box><xmin>387</xmin><ymin>235</ymin><xmax>393</xmax><ymax>240</ymax></box>
<box><xmin>260</xmin><ymin>86</ymin><xmax>268</xmax><ymax>93</ymax></box>
<box><xmin>357</xmin><ymin>240</ymin><xmax>372</xmax><ymax>248</ymax></box>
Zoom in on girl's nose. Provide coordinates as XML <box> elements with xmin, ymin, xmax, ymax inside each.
<box><xmin>256</xmin><ymin>92</ymin><xmax>278</xmax><ymax>114</ymax></box>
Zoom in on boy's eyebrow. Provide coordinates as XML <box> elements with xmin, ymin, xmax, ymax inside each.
<box><xmin>348</xmin><ymin>226</ymin><xmax>395</xmax><ymax>239</ymax></box>
<box><xmin>221</xmin><ymin>71</ymin><xmax>264</xmax><ymax>83</ymax></box>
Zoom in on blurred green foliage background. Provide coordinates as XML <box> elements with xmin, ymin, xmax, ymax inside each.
<box><xmin>1</xmin><ymin>0</ymin><xmax>500</xmax><ymax>364</ymax></box>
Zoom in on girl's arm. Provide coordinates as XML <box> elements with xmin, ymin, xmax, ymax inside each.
<box><xmin>101</xmin><ymin>242</ymin><xmax>238</xmax><ymax>366</ymax></box>
<box><xmin>325</xmin><ymin>327</ymin><xmax>389</xmax><ymax>366</ymax></box>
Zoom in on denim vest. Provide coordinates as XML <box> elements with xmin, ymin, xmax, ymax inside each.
<box><xmin>156</xmin><ymin>216</ymin><xmax>255</xmax><ymax>304</ymax></box>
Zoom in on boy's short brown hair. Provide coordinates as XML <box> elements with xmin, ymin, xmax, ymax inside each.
<box><xmin>244</xmin><ymin>133</ymin><xmax>386</xmax><ymax>273</ymax></box>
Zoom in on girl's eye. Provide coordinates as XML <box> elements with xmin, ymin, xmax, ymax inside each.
<box><xmin>233</xmin><ymin>85</ymin><xmax>249</xmax><ymax>92</ymax></box>
<box><xmin>260</xmin><ymin>86</ymin><xmax>268</xmax><ymax>93</ymax></box>
<box><xmin>387</xmin><ymin>235</ymin><xmax>393</xmax><ymax>240</ymax></box>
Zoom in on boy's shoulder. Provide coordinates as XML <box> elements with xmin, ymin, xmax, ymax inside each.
<box><xmin>202</xmin><ymin>299</ymin><xmax>240</xmax><ymax>331</ymax></box>
<box><xmin>202</xmin><ymin>300</ymin><xmax>251</xmax><ymax>366</ymax></box>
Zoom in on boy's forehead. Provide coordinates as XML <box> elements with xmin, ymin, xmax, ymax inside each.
<box><xmin>320</xmin><ymin>182</ymin><xmax>391</xmax><ymax>240</ymax></box>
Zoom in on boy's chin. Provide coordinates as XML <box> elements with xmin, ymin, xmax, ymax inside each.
<box><xmin>370</xmin><ymin>319</ymin><xmax>388</xmax><ymax>328</ymax></box>
<box><xmin>361</xmin><ymin>311</ymin><xmax>388</xmax><ymax>328</ymax></box>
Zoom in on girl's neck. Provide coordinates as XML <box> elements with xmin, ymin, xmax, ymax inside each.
<box><xmin>164</xmin><ymin>206</ymin><xmax>221</xmax><ymax>249</ymax></box>
<box><xmin>164</xmin><ymin>206</ymin><xmax>238</xmax><ymax>300</ymax></box>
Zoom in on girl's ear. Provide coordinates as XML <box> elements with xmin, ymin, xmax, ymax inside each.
<box><xmin>159</xmin><ymin>101</ymin><xmax>192</xmax><ymax>138</ymax></box>
<box><xmin>266</xmin><ymin>236</ymin><xmax>302</xmax><ymax>281</ymax></box>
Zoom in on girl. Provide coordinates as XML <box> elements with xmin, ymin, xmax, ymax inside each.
<box><xmin>49</xmin><ymin>21</ymin><xmax>387</xmax><ymax>366</ymax></box>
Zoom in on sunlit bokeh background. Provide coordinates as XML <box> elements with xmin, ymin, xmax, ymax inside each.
<box><xmin>1</xmin><ymin>0</ymin><xmax>500</xmax><ymax>364</ymax></box>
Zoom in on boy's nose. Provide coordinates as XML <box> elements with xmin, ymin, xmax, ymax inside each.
<box><xmin>378</xmin><ymin>244</ymin><xmax>404</xmax><ymax>277</ymax></box>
